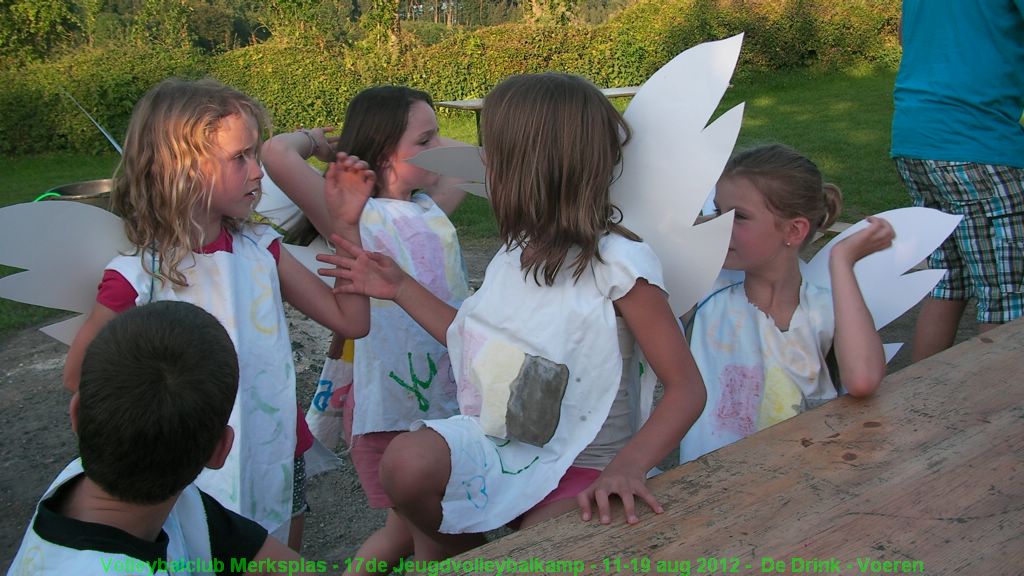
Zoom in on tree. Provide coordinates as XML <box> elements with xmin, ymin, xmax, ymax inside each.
<box><xmin>131</xmin><ymin>0</ymin><xmax>192</xmax><ymax>48</ymax></box>
<box><xmin>363</xmin><ymin>0</ymin><xmax>401</xmax><ymax>42</ymax></box>
<box><xmin>0</xmin><ymin>0</ymin><xmax>80</xmax><ymax>61</ymax></box>
<box><xmin>526</xmin><ymin>0</ymin><xmax>575</xmax><ymax>24</ymax></box>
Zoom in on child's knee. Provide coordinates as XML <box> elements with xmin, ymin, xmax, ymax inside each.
<box><xmin>380</xmin><ymin>429</ymin><xmax>448</xmax><ymax>504</ymax></box>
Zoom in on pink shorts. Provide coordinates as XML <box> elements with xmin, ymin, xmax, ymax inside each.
<box><xmin>509</xmin><ymin>466</ymin><xmax>601</xmax><ymax>528</ymax></box>
<box><xmin>343</xmin><ymin>384</ymin><xmax>402</xmax><ymax>509</ymax></box>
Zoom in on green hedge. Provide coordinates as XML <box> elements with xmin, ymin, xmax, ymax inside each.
<box><xmin>0</xmin><ymin>46</ymin><xmax>204</xmax><ymax>155</ymax></box>
<box><xmin>0</xmin><ymin>0</ymin><xmax>899</xmax><ymax>154</ymax></box>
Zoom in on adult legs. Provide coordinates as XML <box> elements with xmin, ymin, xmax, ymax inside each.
<box><xmin>911</xmin><ymin>297</ymin><xmax>967</xmax><ymax>362</ymax></box>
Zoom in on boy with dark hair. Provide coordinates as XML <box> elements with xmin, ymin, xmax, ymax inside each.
<box><xmin>8</xmin><ymin>301</ymin><xmax>324</xmax><ymax>575</ymax></box>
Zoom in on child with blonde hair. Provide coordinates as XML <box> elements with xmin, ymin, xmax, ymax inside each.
<box><xmin>62</xmin><ymin>78</ymin><xmax>371</xmax><ymax>547</ymax></box>
<box><xmin>262</xmin><ymin>85</ymin><xmax>470</xmax><ymax>573</ymax></box>
<box><xmin>681</xmin><ymin>143</ymin><xmax>894</xmax><ymax>463</ymax></box>
<box><xmin>321</xmin><ymin>72</ymin><xmax>707</xmax><ymax>560</ymax></box>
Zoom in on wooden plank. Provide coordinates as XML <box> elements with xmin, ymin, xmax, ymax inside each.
<box><xmin>436</xmin><ymin>86</ymin><xmax>641</xmax><ymax>112</ymax></box>
<box><xmin>450</xmin><ymin>319</ymin><xmax>1024</xmax><ymax>575</ymax></box>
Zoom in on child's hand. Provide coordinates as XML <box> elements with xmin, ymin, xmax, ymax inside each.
<box><xmin>317</xmin><ymin>234</ymin><xmax>407</xmax><ymax>301</ymax></box>
<box><xmin>324</xmin><ymin>152</ymin><xmax>375</xmax><ymax>229</ymax></box>
<box><xmin>306</xmin><ymin>126</ymin><xmax>340</xmax><ymax>163</ymax></box>
<box><xmin>831</xmin><ymin>216</ymin><xmax>895</xmax><ymax>266</ymax></box>
<box><xmin>576</xmin><ymin>463</ymin><xmax>663</xmax><ymax>525</ymax></box>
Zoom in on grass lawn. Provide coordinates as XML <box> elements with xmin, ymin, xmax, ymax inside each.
<box><xmin>721</xmin><ymin>64</ymin><xmax>906</xmax><ymax>221</ymax></box>
<box><xmin>0</xmin><ymin>64</ymin><xmax>905</xmax><ymax>336</ymax></box>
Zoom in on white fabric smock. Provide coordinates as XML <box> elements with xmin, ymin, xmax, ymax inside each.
<box><xmin>105</xmin><ymin>225</ymin><xmax>295</xmax><ymax>536</ymax></box>
<box><xmin>422</xmin><ymin>233</ymin><xmax>663</xmax><ymax>533</ymax></box>
<box><xmin>681</xmin><ymin>275</ymin><xmax>837</xmax><ymax>464</ymax></box>
<box><xmin>352</xmin><ymin>193</ymin><xmax>469</xmax><ymax>435</ymax></box>
<box><xmin>8</xmin><ymin>459</ymin><xmax>214</xmax><ymax>576</ymax></box>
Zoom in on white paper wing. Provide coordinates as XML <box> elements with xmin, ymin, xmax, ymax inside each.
<box><xmin>256</xmin><ymin>171</ymin><xmax>314</xmax><ymax>233</ymax></box>
<box><xmin>408</xmin><ymin>145</ymin><xmax>488</xmax><ymax>198</ymax></box>
<box><xmin>282</xmin><ymin>236</ymin><xmax>333</xmax><ymax>286</ymax></box>
<box><xmin>803</xmin><ymin>207</ymin><xmax>961</xmax><ymax>359</ymax></box>
<box><xmin>0</xmin><ymin>201</ymin><xmax>132</xmax><ymax>344</ymax></box>
<box><xmin>612</xmin><ymin>34</ymin><xmax>744</xmax><ymax>315</ymax></box>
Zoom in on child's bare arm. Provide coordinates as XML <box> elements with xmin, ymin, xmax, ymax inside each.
<box><xmin>280</xmin><ymin>154</ymin><xmax>372</xmax><ymax>338</ymax></box>
<box><xmin>63</xmin><ymin>303</ymin><xmax>119</xmax><ymax>392</ymax></box>
<box><xmin>828</xmin><ymin>216</ymin><xmax>894</xmax><ymax>397</ymax></box>
<box><xmin>423</xmin><ymin>137</ymin><xmax>474</xmax><ymax>215</ymax></box>
<box><xmin>577</xmin><ymin>279</ymin><xmax>706</xmax><ymax>525</ymax></box>
<box><xmin>279</xmin><ymin>249</ymin><xmax>368</xmax><ymax>338</ymax></box>
<box><xmin>317</xmin><ymin>234</ymin><xmax>457</xmax><ymax>346</ymax></box>
<box><xmin>261</xmin><ymin>127</ymin><xmax>338</xmax><ymax>239</ymax></box>
<box><xmin>426</xmin><ymin>176</ymin><xmax>469</xmax><ymax>216</ymax></box>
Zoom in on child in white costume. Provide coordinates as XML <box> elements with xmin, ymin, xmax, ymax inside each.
<box><xmin>12</xmin><ymin>302</ymin><xmax>310</xmax><ymax>576</ymax></box>
<box><xmin>262</xmin><ymin>85</ymin><xmax>469</xmax><ymax>572</ymax></box>
<box><xmin>321</xmin><ymin>73</ymin><xmax>707</xmax><ymax>560</ymax></box>
<box><xmin>62</xmin><ymin>79</ymin><xmax>370</xmax><ymax>546</ymax></box>
<box><xmin>681</xmin><ymin>144</ymin><xmax>894</xmax><ymax>464</ymax></box>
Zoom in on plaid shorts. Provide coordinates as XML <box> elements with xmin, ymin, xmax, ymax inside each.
<box><xmin>895</xmin><ymin>157</ymin><xmax>1024</xmax><ymax>323</ymax></box>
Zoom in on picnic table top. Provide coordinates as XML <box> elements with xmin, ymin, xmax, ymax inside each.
<box><xmin>450</xmin><ymin>318</ymin><xmax>1024</xmax><ymax>575</ymax></box>
<box><xmin>437</xmin><ymin>86</ymin><xmax>641</xmax><ymax>111</ymax></box>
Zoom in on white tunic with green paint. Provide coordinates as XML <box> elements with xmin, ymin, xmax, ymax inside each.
<box><xmin>106</xmin><ymin>225</ymin><xmax>295</xmax><ymax>536</ymax></box>
<box><xmin>352</xmin><ymin>193</ymin><xmax>470</xmax><ymax>435</ymax></box>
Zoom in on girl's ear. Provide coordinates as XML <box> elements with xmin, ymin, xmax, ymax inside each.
<box><xmin>785</xmin><ymin>216</ymin><xmax>811</xmax><ymax>247</ymax></box>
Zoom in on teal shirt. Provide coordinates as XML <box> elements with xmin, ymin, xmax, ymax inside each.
<box><xmin>891</xmin><ymin>0</ymin><xmax>1024</xmax><ymax>168</ymax></box>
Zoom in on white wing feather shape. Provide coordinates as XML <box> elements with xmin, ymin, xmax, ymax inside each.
<box><xmin>408</xmin><ymin>145</ymin><xmax>488</xmax><ymax>199</ymax></box>
<box><xmin>801</xmin><ymin>206</ymin><xmax>962</xmax><ymax>360</ymax></box>
<box><xmin>611</xmin><ymin>34</ymin><xmax>745</xmax><ymax>315</ymax></box>
<box><xmin>256</xmin><ymin>169</ymin><xmax>319</xmax><ymax>232</ymax></box>
<box><xmin>0</xmin><ymin>201</ymin><xmax>132</xmax><ymax>345</ymax></box>
<box><xmin>255</xmin><ymin>171</ymin><xmax>336</xmax><ymax>287</ymax></box>
<box><xmin>0</xmin><ymin>173</ymin><xmax>335</xmax><ymax>346</ymax></box>
<box><xmin>406</xmin><ymin>36</ymin><xmax>747</xmax><ymax>314</ymax></box>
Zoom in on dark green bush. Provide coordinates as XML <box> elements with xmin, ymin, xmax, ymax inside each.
<box><xmin>0</xmin><ymin>0</ymin><xmax>899</xmax><ymax>154</ymax></box>
<box><xmin>0</xmin><ymin>45</ymin><xmax>203</xmax><ymax>154</ymax></box>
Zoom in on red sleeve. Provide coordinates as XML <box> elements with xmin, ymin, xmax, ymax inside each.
<box><xmin>96</xmin><ymin>270</ymin><xmax>138</xmax><ymax>313</ymax></box>
<box><xmin>295</xmin><ymin>404</ymin><xmax>314</xmax><ymax>457</ymax></box>
<box><xmin>268</xmin><ymin>239</ymin><xmax>281</xmax><ymax>263</ymax></box>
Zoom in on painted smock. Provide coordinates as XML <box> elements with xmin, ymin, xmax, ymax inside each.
<box><xmin>422</xmin><ymin>234</ymin><xmax>663</xmax><ymax>533</ymax></box>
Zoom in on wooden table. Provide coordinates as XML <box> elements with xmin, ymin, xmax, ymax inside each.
<box><xmin>437</xmin><ymin>86</ymin><xmax>640</xmax><ymax>143</ymax></box>
<box><xmin>450</xmin><ymin>319</ymin><xmax>1024</xmax><ymax>575</ymax></box>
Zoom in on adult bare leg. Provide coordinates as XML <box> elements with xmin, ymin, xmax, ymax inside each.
<box><xmin>912</xmin><ymin>297</ymin><xmax>968</xmax><ymax>362</ymax></box>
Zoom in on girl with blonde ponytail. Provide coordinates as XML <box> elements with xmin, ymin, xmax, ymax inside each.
<box><xmin>681</xmin><ymin>143</ymin><xmax>894</xmax><ymax>463</ymax></box>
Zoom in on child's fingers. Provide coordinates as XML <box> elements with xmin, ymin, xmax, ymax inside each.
<box><xmin>633</xmin><ymin>484</ymin><xmax>664</xmax><ymax>517</ymax></box>
<box><xmin>329</xmin><ymin>234</ymin><xmax>364</xmax><ymax>257</ymax></box>
<box><xmin>317</xmin><ymin>266</ymin><xmax>345</xmax><ymax>279</ymax></box>
<box><xmin>576</xmin><ymin>491</ymin><xmax>595</xmax><ymax>522</ymax></box>
<box><xmin>592</xmin><ymin>487</ymin><xmax>613</xmax><ymax>524</ymax></box>
<box><xmin>619</xmin><ymin>491</ymin><xmax>638</xmax><ymax>524</ymax></box>
<box><xmin>315</xmin><ymin>252</ymin><xmax>349</xmax><ymax>267</ymax></box>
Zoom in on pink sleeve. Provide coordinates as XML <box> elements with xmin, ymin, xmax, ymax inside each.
<box><xmin>96</xmin><ymin>270</ymin><xmax>138</xmax><ymax>313</ymax></box>
<box><xmin>268</xmin><ymin>239</ymin><xmax>281</xmax><ymax>263</ymax></box>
